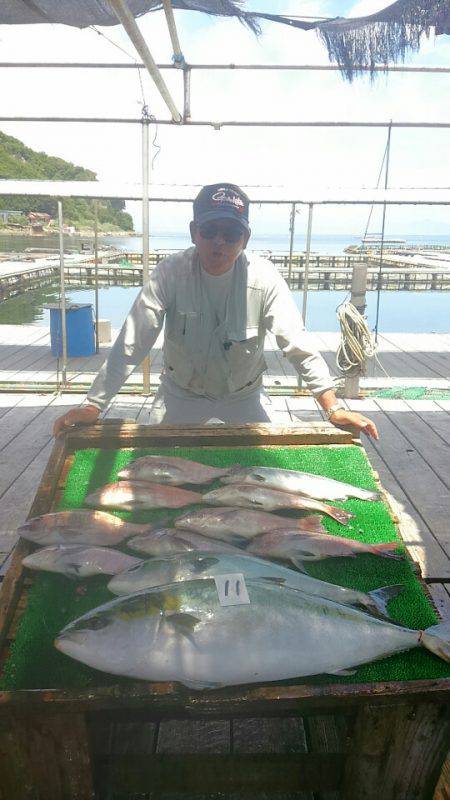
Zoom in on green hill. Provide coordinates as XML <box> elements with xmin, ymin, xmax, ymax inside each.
<box><xmin>0</xmin><ymin>131</ymin><xmax>133</xmax><ymax>232</ymax></box>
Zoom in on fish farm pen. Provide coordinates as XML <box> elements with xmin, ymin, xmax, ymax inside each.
<box><xmin>1</xmin><ymin>251</ymin><xmax>449</xmax><ymax>300</ymax></box>
<box><xmin>0</xmin><ymin>422</ymin><xmax>448</xmax><ymax>800</ymax></box>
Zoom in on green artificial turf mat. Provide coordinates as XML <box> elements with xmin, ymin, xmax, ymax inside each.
<box><xmin>2</xmin><ymin>443</ymin><xmax>449</xmax><ymax>691</ymax></box>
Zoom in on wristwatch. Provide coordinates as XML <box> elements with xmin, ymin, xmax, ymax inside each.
<box><xmin>324</xmin><ymin>402</ymin><xmax>346</xmax><ymax>420</ymax></box>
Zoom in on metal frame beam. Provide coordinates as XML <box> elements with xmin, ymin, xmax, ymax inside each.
<box><xmin>1</xmin><ymin>116</ymin><xmax>448</xmax><ymax>128</ymax></box>
<box><xmin>1</xmin><ymin>63</ymin><xmax>450</xmax><ymax>74</ymax></box>
<box><xmin>107</xmin><ymin>0</ymin><xmax>182</xmax><ymax>122</ymax></box>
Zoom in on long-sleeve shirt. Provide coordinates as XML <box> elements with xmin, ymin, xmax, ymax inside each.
<box><xmin>87</xmin><ymin>247</ymin><xmax>335</xmax><ymax>411</ymax></box>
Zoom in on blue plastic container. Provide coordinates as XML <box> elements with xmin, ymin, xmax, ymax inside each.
<box><xmin>46</xmin><ymin>304</ymin><xmax>96</xmax><ymax>357</ymax></box>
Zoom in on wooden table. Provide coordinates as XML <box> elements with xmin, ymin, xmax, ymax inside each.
<box><xmin>0</xmin><ymin>422</ymin><xmax>448</xmax><ymax>800</ymax></box>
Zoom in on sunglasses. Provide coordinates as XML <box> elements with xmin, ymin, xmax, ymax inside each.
<box><xmin>198</xmin><ymin>221</ymin><xmax>245</xmax><ymax>244</ymax></box>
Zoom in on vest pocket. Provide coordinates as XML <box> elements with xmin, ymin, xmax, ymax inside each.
<box><xmin>227</xmin><ymin>328</ymin><xmax>265</xmax><ymax>390</ymax></box>
<box><xmin>163</xmin><ymin>337</ymin><xmax>195</xmax><ymax>387</ymax></box>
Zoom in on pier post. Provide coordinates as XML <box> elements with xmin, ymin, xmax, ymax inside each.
<box><xmin>142</xmin><ymin>117</ymin><xmax>151</xmax><ymax>394</ymax></box>
<box><xmin>57</xmin><ymin>201</ymin><xmax>68</xmax><ymax>389</ymax></box>
<box><xmin>287</xmin><ymin>203</ymin><xmax>296</xmax><ymax>288</ymax></box>
<box><xmin>343</xmin><ymin>260</ymin><xmax>368</xmax><ymax>398</ymax></box>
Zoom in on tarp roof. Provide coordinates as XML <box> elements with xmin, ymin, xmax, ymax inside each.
<box><xmin>1</xmin><ymin>180</ymin><xmax>450</xmax><ymax>204</ymax></box>
<box><xmin>2</xmin><ymin>1</ymin><xmax>449</xmax><ymax>81</ymax></box>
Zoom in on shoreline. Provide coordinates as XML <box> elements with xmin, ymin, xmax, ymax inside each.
<box><xmin>0</xmin><ymin>228</ymin><xmax>135</xmax><ymax>238</ymax></box>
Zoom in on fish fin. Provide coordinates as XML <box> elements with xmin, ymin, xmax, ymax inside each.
<box><xmin>369</xmin><ymin>542</ymin><xmax>402</xmax><ymax>560</ymax></box>
<box><xmin>367</xmin><ymin>584</ymin><xmax>404</xmax><ymax>617</ymax></box>
<box><xmin>328</xmin><ymin>668</ymin><xmax>357</xmax><ymax>676</ymax></box>
<box><xmin>182</xmin><ymin>679</ymin><xmax>222</xmax><ymax>690</ymax></box>
<box><xmin>326</xmin><ymin>506</ymin><xmax>354</xmax><ymax>525</ymax></box>
<box><xmin>354</xmin><ymin>489</ymin><xmax>380</xmax><ymax>501</ymax></box>
<box><xmin>421</xmin><ymin>621</ymin><xmax>450</xmax><ymax>663</ymax></box>
<box><xmin>290</xmin><ymin>559</ymin><xmax>307</xmax><ymax>572</ymax></box>
<box><xmin>66</xmin><ymin>563</ymin><xmax>82</xmax><ymax>576</ymax></box>
<box><xmin>164</xmin><ymin>613</ymin><xmax>201</xmax><ymax>643</ymax></box>
<box><xmin>193</xmin><ymin>556</ymin><xmax>220</xmax><ymax>573</ymax></box>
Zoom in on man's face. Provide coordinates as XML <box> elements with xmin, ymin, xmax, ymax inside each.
<box><xmin>190</xmin><ymin>218</ymin><xmax>250</xmax><ymax>274</ymax></box>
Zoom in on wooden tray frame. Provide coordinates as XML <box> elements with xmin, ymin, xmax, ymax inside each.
<box><xmin>0</xmin><ymin>422</ymin><xmax>448</xmax><ymax>800</ymax></box>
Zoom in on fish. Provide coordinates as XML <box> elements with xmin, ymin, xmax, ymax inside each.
<box><xmin>127</xmin><ymin>528</ymin><xmax>245</xmax><ymax>557</ymax></box>
<box><xmin>17</xmin><ymin>510</ymin><xmax>160</xmax><ymax>547</ymax></box>
<box><xmin>85</xmin><ymin>481</ymin><xmax>202</xmax><ymax>512</ymax></box>
<box><xmin>54</xmin><ymin>578</ymin><xmax>450</xmax><ymax>687</ymax></box>
<box><xmin>174</xmin><ymin>506</ymin><xmax>325</xmax><ymax>539</ymax></box>
<box><xmin>118</xmin><ymin>455</ymin><xmax>237</xmax><ymax>485</ymax></box>
<box><xmin>202</xmin><ymin>485</ymin><xmax>353</xmax><ymax>525</ymax></box>
<box><xmin>22</xmin><ymin>545</ymin><xmax>142</xmax><ymax>578</ymax></box>
<box><xmin>221</xmin><ymin>466</ymin><xmax>380</xmax><ymax>502</ymax></box>
<box><xmin>107</xmin><ymin>550</ymin><xmax>403</xmax><ymax>619</ymax></box>
<box><xmin>247</xmin><ymin>529</ymin><xmax>401</xmax><ymax>566</ymax></box>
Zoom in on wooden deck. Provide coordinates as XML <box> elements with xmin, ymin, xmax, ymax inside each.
<box><xmin>0</xmin><ymin>325</ymin><xmax>449</xmax><ymax>388</ymax></box>
<box><xmin>0</xmin><ymin>392</ymin><xmax>448</xmax><ymax>799</ymax></box>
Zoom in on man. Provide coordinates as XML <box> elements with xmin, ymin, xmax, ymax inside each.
<box><xmin>53</xmin><ymin>183</ymin><xmax>378</xmax><ymax>438</ymax></box>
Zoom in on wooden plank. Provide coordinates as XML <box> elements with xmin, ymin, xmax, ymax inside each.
<box><xmin>157</xmin><ymin>720</ymin><xmax>231</xmax><ymax>753</ymax></box>
<box><xmin>404</xmin><ymin>400</ymin><xmax>450</xmax><ymax>445</ymax></box>
<box><xmin>0</xmin><ymin>712</ymin><xmax>95</xmax><ymax>799</ymax></box>
<box><xmin>232</xmin><ymin>717</ymin><xmax>308</xmax><ymax>753</ymax></box>
<box><xmin>0</xmin><ymin>439</ymin><xmax>53</xmax><ymax>532</ymax></box>
<box><xmin>427</xmin><ymin>584</ymin><xmax>450</xmax><ymax>619</ymax></box>
<box><xmin>1</xmin><ymin>678</ymin><xmax>449</xmax><ymax>716</ymax></box>
<box><xmin>0</xmin><ymin>395</ymin><xmax>79</xmax><ymax>499</ymax></box>
<box><xmin>345</xmin><ymin>399</ymin><xmax>450</xmax><ymax>580</ymax></box>
<box><xmin>95</xmin><ymin>752</ymin><xmax>343</xmax><ymax>795</ymax></box>
<box><xmin>67</xmin><ymin>421</ymin><xmax>355</xmax><ymax>451</ymax></box>
<box><xmin>0</xmin><ymin>435</ymin><xmax>67</xmax><ymax>652</ymax></box>
<box><xmin>342</xmin><ymin>701</ymin><xmax>449</xmax><ymax>800</ymax></box>
<box><xmin>375</xmin><ymin>398</ymin><xmax>450</xmax><ymax>490</ymax></box>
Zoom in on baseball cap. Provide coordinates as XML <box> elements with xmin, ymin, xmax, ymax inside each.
<box><xmin>193</xmin><ymin>183</ymin><xmax>250</xmax><ymax>233</ymax></box>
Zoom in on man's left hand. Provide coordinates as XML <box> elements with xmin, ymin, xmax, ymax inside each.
<box><xmin>328</xmin><ymin>409</ymin><xmax>379</xmax><ymax>440</ymax></box>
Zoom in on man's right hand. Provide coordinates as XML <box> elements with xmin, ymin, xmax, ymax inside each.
<box><xmin>53</xmin><ymin>405</ymin><xmax>101</xmax><ymax>438</ymax></box>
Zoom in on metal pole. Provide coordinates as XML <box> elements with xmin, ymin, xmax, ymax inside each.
<box><xmin>94</xmin><ymin>200</ymin><xmax>99</xmax><ymax>354</ymax></box>
<box><xmin>287</xmin><ymin>203</ymin><xmax>296</xmax><ymax>287</ymax></box>
<box><xmin>58</xmin><ymin>201</ymin><xmax>68</xmax><ymax>389</ymax></box>
<box><xmin>343</xmin><ymin>260</ymin><xmax>369</xmax><ymax>398</ymax></box>
<box><xmin>108</xmin><ymin>0</ymin><xmax>182</xmax><ymax>123</ymax></box>
<box><xmin>3</xmin><ymin>62</ymin><xmax>450</xmax><ymax>74</ymax></box>
<box><xmin>142</xmin><ymin>118</ymin><xmax>151</xmax><ymax>395</ymax></box>
<box><xmin>302</xmin><ymin>203</ymin><xmax>314</xmax><ymax>324</ymax></box>
<box><xmin>183</xmin><ymin>66</ymin><xmax>191</xmax><ymax>122</ymax></box>
<box><xmin>162</xmin><ymin>0</ymin><xmax>184</xmax><ymax>63</ymax></box>
<box><xmin>374</xmin><ymin>123</ymin><xmax>392</xmax><ymax>343</ymax></box>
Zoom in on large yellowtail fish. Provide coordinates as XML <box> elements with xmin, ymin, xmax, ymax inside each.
<box><xmin>55</xmin><ymin>578</ymin><xmax>450</xmax><ymax>688</ymax></box>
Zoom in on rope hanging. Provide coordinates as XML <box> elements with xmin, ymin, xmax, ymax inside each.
<box><xmin>336</xmin><ymin>302</ymin><xmax>378</xmax><ymax>376</ymax></box>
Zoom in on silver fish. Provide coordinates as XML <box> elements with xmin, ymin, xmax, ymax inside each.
<box><xmin>22</xmin><ymin>545</ymin><xmax>142</xmax><ymax>578</ymax></box>
<box><xmin>247</xmin><ymin>529</ymin><xmax>401</xmax><ymax>566</ymax></box>
<box><xmin>118</xmin><ymin>455</ymin><xmax>237</xmax><ymax>485</ymax></box>
<box><xmin>17</xmin><ymin>510</ymin><xmax>157</xmax><ymax>547</ymax></box>
<box><xmin>108</xmin><ymin>551</ymin><xmax>403</xmax><ymax>619</ymax></box>
<box><xmin>55</xmin><ymin>578</ymin><xmax>450</xmax><ymax>687</ymax></box>
<box><xmin>174</xmin><ymin>507</ymin><xmax>325</xmax><ymax>539</ymax></box>
<box><xmin>221</xmin><ymin>466</ymin><xmax>380</xmax><ymax>502</ymax></box>
<box><xmin>85</xmin><ymin>481</ymin><xmax>202</xmax><ymax>512</ymax></box>
<box><xmin>127</xmin><ymin>528</ymin><xmax>245</xmax><ymax>556</ymax></box>
<box><xmin>202</xmin><ymin>485</ymin><xmax>353</xmax><ymax>525</ymax></box>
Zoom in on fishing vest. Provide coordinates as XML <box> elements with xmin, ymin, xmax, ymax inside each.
<box><xmin>163</xmin><ymin>247</ymin><xmax>268</xmax><ymax>398</ymax></box>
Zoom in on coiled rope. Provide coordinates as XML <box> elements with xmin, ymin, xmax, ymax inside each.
<box><xmin>336</xmin><ymin>301</ymin><xmax>378</xmax><ymax>376</ymax></box>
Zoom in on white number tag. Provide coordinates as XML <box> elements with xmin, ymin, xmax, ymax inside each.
<box><xmin>214</xmin><ymin>573</ymin><xmax>250</xmax><ymax>607</ymax></box>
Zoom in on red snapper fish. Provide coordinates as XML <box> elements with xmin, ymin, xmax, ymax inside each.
<box><xmin>174</xmin><ymin>506</ymin><xmax>325</xmax><ymax>539</ymax></box>
<box><xmin>202</xmin><ymin>485</ymin><xmax>353</xmax><ymax>525</ymax></box>
<box><xmin>85</xmin><ymin>481</ymin><xmax>202</xmax><ymax>512</ymax></box>
<box><xmin>118</xmin><ymin>455</ymin><xmax>238</xmax><ymax>485</ymax></box>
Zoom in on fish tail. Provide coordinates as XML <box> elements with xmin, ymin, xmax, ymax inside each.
<box><xmin>368</xmin><ymin>542</ymin><xmax>402</xmax><ymax>559</ymax></box>
<box><xmin>367</xmin><ymin>584</ymin><xmax>404</xmax><ymax>617</ymax></box>
<box><xmin>322</xmin><ymin>504</ymin><xmax>354</xmax><ymax>525</ymax></box>
<box><xmin>355</xmin><ymin>489</ymin><xmax>381</xmax><ymax>502</ymax></box>
<box><xmin>421</xmin><ymin>620</ymin><xmax>450</xmax><ymax>663</ymax></box>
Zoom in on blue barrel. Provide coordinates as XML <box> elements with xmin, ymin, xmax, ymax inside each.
<box><xmin>46</xmin><ymin>304</ymin><xmax>96</xmax><ymax>357</ymax></box>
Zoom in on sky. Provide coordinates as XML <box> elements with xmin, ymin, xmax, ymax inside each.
<box><xmin>0</xmin><ymin>0</ymin><xmax>449</xmax><ymax>239</ymax></box>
